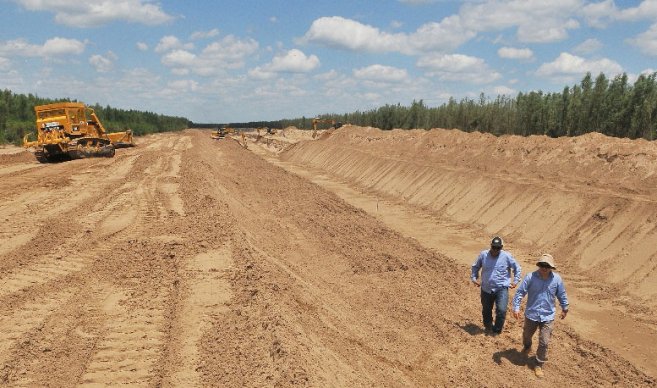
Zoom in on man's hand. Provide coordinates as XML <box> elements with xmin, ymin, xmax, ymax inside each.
<box><xmin>513</xmin><ymin>311</ymin><xmax>521</xmax><ymax>320</ymax></box>
<box><xmin>472</xmin><ymin>279</ymin><xmax>480</xmax><ymax>287</ymax></box>
<box><xmin>560</xmin><ymin>310</ymin><xmax>568</xmax><ymax>319</ymax></box>
<box><xmin>510</xmin><ymin>282</ymin><xmax>517</xmax><ymax>289</ymax></box>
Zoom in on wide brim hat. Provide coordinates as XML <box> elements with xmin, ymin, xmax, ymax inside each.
<box><xmin>537</xmin><ymin>253</ymin><xmax>556</xmax><ymax>269</ymax></box>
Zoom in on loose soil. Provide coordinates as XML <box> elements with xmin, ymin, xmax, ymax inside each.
<box><xmin>0</xmin><ymin>127</ymin><xmax>654</xmax><ymax>386</ymax></box>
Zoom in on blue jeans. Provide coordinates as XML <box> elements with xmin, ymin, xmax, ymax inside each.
<box><xmin>480</xmin><ymin>287</ymin><xmax>509</xmax><ymax>333</ymax></box>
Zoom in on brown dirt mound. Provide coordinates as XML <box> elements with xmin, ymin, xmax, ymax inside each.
<box><xmin>0</xmin><ymin>148</ymin><xmax>35</xmax><ymax>164</ymax></box>
<box><xmin>280</xmin><ymin>126</ymin><xmax>657</xmax><ymax>299</ymax></box>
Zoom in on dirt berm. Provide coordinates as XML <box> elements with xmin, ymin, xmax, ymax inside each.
<box><xmin>0</xmin><ymin>127</ymin><xmax>654</xmax><ymax>386</ymax></box>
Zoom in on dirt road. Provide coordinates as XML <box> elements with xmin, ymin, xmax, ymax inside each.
<box><xmin>0</xmin><ymin>130</ymin><xmax>654</xmax><ymax>386</ymax></box>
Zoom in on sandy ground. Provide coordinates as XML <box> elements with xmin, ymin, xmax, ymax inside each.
<box><xmin>0</xmin><ymin>128</ymin><xmax>654</xmax><ymax>386</ymax></box>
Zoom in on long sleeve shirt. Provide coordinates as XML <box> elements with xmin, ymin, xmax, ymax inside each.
<box><xmin>512</xmin><ymin>271</ymin><xmax>569</xmax><ymax>322</ymax></box>
<box><xmin>470</xmin><ymin>250</ymin><xmax>522</xmax><ymax>294</ymax></box>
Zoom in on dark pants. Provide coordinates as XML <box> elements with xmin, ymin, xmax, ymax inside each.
<box><xmin>522</xmin><ymin>318</ymin><xmax>554</xmax><ymax>366</ymax></box>
<box><xmin>480</xmin><ymin>288</ymin><xmax>509</xmax><ymax>333</ymax></box>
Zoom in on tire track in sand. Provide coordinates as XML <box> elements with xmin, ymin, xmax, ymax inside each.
<box><xmin>168</xmin><ymin>246</ymin><xmax>233</xmax><ymax>386</ymax></box>
<box><xmin>78</xmin><ymin>134</ymin><xmax>191</xmax><ymax>385</ymax></box>
<box><xmin>78</xmin><ymin>290</ymin><xmax>169</xmax><ymax>386</ymax></box>
<box><xmin>1</xmin><ymin>135</ymin><xmax>187</xmax><ymax>385</ymax></box>
<box><xmin>0</xmin><ymin>289</ymin><xmax>74</xmax><ymax>367</ymax></box>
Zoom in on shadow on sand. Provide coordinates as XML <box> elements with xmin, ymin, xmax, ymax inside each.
<box><xmin>459</xmin><ymin>322</ymin><xmax>486</xmax><ymax>336</ymax></box>
<box><xmin>493</xmin><ymin>348</ymin><xmax>531</xmax><ymax>367</ymax></box>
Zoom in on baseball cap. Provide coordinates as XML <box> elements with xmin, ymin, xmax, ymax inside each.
<box><xmin>491</xmin><ymin>236</ymin><xmax>503</xmax><ymax>248</ymax></box>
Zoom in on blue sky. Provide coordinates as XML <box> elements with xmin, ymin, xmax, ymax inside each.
<box><xmin>1</xmin><ymin>0</ymin><xmax>656</xmax><ymax>123</ymax></box>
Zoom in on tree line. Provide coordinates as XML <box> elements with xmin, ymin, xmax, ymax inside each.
<box><xmin>282</xmin><ymin>71</ymin><xmax>657</xmax><ymax>140</ymax></box>
<box><xmin>2</xmin><ymin>71</ymin><xmax>656</xmax><ymax>145</ymax></box>
<box><xmin>0</xmin><ymin>90</ymin><xmax>191</xmax><ymax>145</ymax></box>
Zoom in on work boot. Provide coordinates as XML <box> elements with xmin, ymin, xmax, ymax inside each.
<box><xmin>534</xmin><ymin>366</ymin><xmax>544</xmax><ymax>378</ymax></box>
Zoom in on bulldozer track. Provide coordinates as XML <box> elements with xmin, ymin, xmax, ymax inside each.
<box><xmin>79</xmin><ymin>289</ymin><xmax>170</xmax><ymax>385</ymax></box>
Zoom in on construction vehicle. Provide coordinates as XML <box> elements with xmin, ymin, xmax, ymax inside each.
<box><xmin>211</xmin><ymin>127</ymin><xmax>235</xmax><ymax>139</ymax></box>
<box><xmin>254</xmin><ymin>126</ymin><xmax>275</xmax><ymax>135</ymax></box>
<box><xmin>211</xmin><ymin>128</ymin><xmax>224</xmax><ymax>139</ymax></box>
<box><xmin>23</xmin><ymin>102</ymin><xmax>133</xmax><ymax>162</ymax></box>
<box><xmin>311</xmin><ymin>118</ymin><xmax>342</xmax><ymax>138</ymax></box>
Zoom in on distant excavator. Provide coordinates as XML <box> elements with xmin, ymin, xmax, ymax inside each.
<box><xmin>311</xmin><ymin>118</ymin><xmax>342</xmax><ymax>138</ymax></box>
<box><xmin>23</xmin><ymin>102</ymin><xmax>133</xmax><ymax>163</ymax></box>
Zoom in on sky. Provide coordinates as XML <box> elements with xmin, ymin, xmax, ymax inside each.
<box><xmin>1</xmin><ymin>0</ymin><xmax>656</xmax><ymax>123</ymax></box>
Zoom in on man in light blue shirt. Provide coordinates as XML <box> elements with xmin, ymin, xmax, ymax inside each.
<box><xmin>471</xmin><ymin>236</ymin><xmax>522</xmax><ymax>335</ymax></box>
<box><xmin>512</xmin><ymin>253</ymin><xmax>569</xmax><ymax>379</ymax></box>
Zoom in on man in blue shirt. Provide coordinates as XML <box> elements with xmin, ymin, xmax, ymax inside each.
<box><xmin>512</xmin><ymin>253</ymin><xmax>569</xmax><ymax>379</ymax></box>
<box><xmin>471</xmin><ymin>236</ymin><xmax>522</xmax><ymax>335</ymax></box>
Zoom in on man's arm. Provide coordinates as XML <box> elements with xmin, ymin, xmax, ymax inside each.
<box><xmin>556</xmin><ymin>277</ymin><xmax>569</xmax><ymax>319</ymax></box>
<box><xmin>512</xmin><ymin>274</ymin><xmax>530</xmax><ymax>319</ymax></box>
<box><xmin>509</xmin><ymin>256</ymin><xmax>522</xmax><ymax>288</ymax></box>
<box><xmin>471</xmin><ymin>253</ymin><xmax>483</xmax><ymax>286</ymax></box>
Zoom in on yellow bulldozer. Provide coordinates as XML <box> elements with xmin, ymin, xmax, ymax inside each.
<box><xmin>211</xmin><ymin>127</ymin><xmax>234</xmax><ymax>139</ymax></box>
<box><xmin>23</xmin><ymin>102</ymin><xmax>134</xmax><ymax>163</ymax></box>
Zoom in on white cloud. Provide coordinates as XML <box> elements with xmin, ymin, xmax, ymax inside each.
<box><xmin>0</xmin><ymin>57</ymin><xmax>10</xmax><ymax>71</ymax></box>
<box><xmin>459</xmin><ymin>0</ymin><xmax>581</xmax><ymax>43</ymax></box>
<box><xmin>573</xmin><ymin>38</ymin><xmax>603</xmax><ymax>55</ymax></box>
<box><xmin>191</xmin><ymin>29</ymin><xmax>220</xmax><ymax>40</ymax></box>
<box><xmin>498</xmin><ymin>47</ymin><xmax>533</xmax><ymax>60</ymax></box>
<box><xmin>617</xmin><ymin>0</ymin><xmax>657</xmax><ymax>21</ymax></box>
<box><xmin>536</xmin><ymin>52</ymin><xmax>623</xmax><ymax>79</ymax></box>
<box><xmin>0</xmin><ymin>69</ymin><xmax>23</xmax><ymax>91</ymax></box>
<box><xmin>417</xmin><ymin>53</ymin><xmax>501</xmax><ymax>84</ymax></box>
<box><xmin>136</xmin><ymin>42</ymin><xmax>148</xmax><ymax>51</ymax></box>
<box><xmin>518</xmin><ymin>19</ymin><xmax>579</xmax><ymax>43</ymax></box>
<box><xmin>89</xmin><ymin>51</ymin><xmax>116</xmax><ymax>73</ymax></box>
<box><xmin>160</xmin><ymin>35</ymin><xmax>259</xmax><ymax>76</ymax></box>
<box><xmin>248</xmin><ymin>67</ymin><xmax>277</xmax><ymax>80</ymax></box>
<box><xmin>266</xmin><ymin>49</ymin><xmax>319</xmax><ymax>72</ymax></box>
<box><xmin>253</xmin><ymin>79</ymin><xmax>308</xmax><ymax>99</ymax></box>
<box><xmin>581</xmin><ymin>0</ymin><xmax>618</xmax><ymax>28</ymax></box>
<box><xmin>582</xmin><ymin>0</ymin><xmax>657</xmax><ymax>27</ymax></box>
<box><xmin>0</xmin><ymin>37</ymin><xmax>85</xmax><ymax>57</ymax></box>
<box><xmin>249</xmin><ymin>49</ymin><xmax>319</xmax><ymax>79</ymax></box>
<box><xmin>301</xmin><ymin>16</ymin><xmax>404</xmax><ymax>53</ymax></box>
<box><xmin>171</xmin><ymin>68</ymin><xmax>190</xmax><ymax>76</ymax></box>
<box><xmin>300</xmin><ymin>16</ymin><xmax>473</xmax><ymax>55</ymax></box>
<box><xmin>627</xmin><ymin>23</ymin><xmax>657</xmax><ymax>56</ymax></box>
<box><xmin>409</xmin><ymin>16</ymin><xmax>476</xmax><ymax>53</ymax></box>
<box><xmin>15</xmin><ymin>0</ymin><xmax>174</xmax><ymax>27</ymax></box>
<box><xmin>199</xmin><ymin>35</ymin><xmax>259</xmax><ymax>70</ymax></box>
<box><xmin>491</xmin><ymin>85</ymin><xmax>516</xmax><ymax>96</ymax></box>
<box><xmin>167</xmin><ymin>79</ymin><xmax>199</xmax><ymax>92</ymax></box>
<box><xmin>353</xmin><ymin>64</ymin><xmax>409</xmax><ymax>82</ymax></box>
<box><xmin>41</xmin><ymin>37</ymin><xmax>86</xmax><ymax>55</ymax></box>
<box><xmin>161</xmin><ymin>49</ymin><xmax>196</xmax><ymax>67</ymax></box>
<box><xmin>314</xmin><ymin>69</ymin><xmax>339</xmax><ymax>81</ymax></box>
<box><xmin>155</xmin><ymin>36</ymin><xmax>193</xmax><ymax>53</ymax></box>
